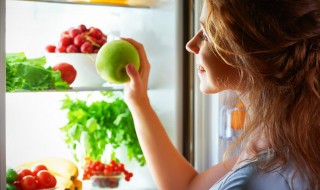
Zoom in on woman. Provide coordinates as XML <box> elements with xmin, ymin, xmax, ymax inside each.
<box><xmin>122</xmin><ymin>0</ymin><xmax>320</xmax><ymax>189</ymax></box>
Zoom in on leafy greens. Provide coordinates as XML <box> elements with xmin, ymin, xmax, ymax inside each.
<box><xmin>6</xmin><ymin>52</ymin><xmax>69</xmax><ymax>91</ymax></box>
<box><xmin>60</xmin><ymin>91</ymin><xmax>146</xmax><ymax>166</ymax></box>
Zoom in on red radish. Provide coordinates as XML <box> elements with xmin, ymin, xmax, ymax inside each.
<box><xmin>66</xmin><ymin>44</ymin><xmax>79</xmax><ymax>53</ymax></box>
<box><xmin>74</xmin><ymin>34</ymin><xmax>86</xmax><ymax>47</ymax></box>
<box><xmin>78</xmin><ymin>24</ymin><xmax>87</xmax><ymax>32</ymax></box>
<box><xmin>45</xmin><ymin>45</ymin><xmax>56</xmax><ymax>53</ymax></box>
<box><xmin>53</xmin><ymin>63</ymin><xmax>77</xmax><ymax>85</ymax></box>
<box><xmin>60</xmin><ymin>36</ymin><xmax>72</xmax><ymax>46</ymax></box>
<box><xmin>88</xmin><ymin>27</ymin><xmax>103</xmax><ymax>40</ymax></box>
<box><xmin>56</xmin><ymin>44</ymin><xmax>67</xmax><ymax>53</ymax></box>
<box><xmin>80</xmin><ymin>41</ymin><xmax>94</xmax><ymax>53</ymax></box>
<box><xmin>69</xmin><ymin>28</ymin><xmax>81</xmax><ymax>38</ymax></box>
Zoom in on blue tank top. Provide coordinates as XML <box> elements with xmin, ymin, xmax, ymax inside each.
<box><xmin>210</xmin><ymin>151</ymin><xmax>310</xmax><ymax>190</ymax></box>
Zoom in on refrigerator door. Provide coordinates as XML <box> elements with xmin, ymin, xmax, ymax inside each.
<box><xmin>0</xmin><ymin>0</ymin><xmax>6</xmax><ymax>189</ymax></box>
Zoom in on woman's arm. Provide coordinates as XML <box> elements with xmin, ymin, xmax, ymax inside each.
<box><xmin>122</xmin><ymin>38</ymin><xmax>238</xmax><ymax>190</ymax></box>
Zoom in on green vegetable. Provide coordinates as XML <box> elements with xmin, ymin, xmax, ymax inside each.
<box><xmin>6</xmin><ymin>168</ymin><xmax>18</xmax><ymax>183</ymax></box>
<box><xmin>6</xmin><ymin>52</ymin><xmax>69</xmax><ymax>92</ymax></box>
<box><xmin>60</xmin><ymin>91</ymin><xmax>146</xmax><ymax>166</ymax></box>
<box><xmin>6</xmin><ymin>183</ymin><xmax>17</xmax><ymax>190</ymax></box>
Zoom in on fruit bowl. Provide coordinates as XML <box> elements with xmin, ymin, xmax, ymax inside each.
<box><xmin>89</xmin><ymin>174</ymin><xmax>122</xmax><ymax>189</ymax></box>
<box><xmin>45</xmin><ymin>53</ymin><xmax>105</xmax><ymax>88</ymax></box>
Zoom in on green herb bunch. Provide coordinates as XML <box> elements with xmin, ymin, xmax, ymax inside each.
<box><xmin>60</xmin><ymin>91</ymin><xmax>146</xmax><ymax>166</ymax></box>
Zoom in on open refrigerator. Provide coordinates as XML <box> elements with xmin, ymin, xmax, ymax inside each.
<box><xmin>0</xmin><ymin>0</ymin><xmax>243</xmax><ymax>189</ymax></box>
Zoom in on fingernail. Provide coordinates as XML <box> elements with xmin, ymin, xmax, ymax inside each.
<box><xmin>126</xmin><ymin>63</ymin><xmax>132</xmax><ymax>72</ymax></box>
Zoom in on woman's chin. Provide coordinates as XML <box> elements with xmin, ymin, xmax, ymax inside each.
<box><xmin>199</xmin><ymin>82</ymin><xmax>222</xmax><ymax>94</ymax></box>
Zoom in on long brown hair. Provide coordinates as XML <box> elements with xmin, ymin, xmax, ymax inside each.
<box><xmin>205</xmin><ymin>0</ymin><xmax>320</xmax><ymax>188</ymax></box>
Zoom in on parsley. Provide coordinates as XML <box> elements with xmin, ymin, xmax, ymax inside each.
<box><xmin>60</xmin><ymin>91</ymin><xmax>146</xmax><ymax>166</ymax></box>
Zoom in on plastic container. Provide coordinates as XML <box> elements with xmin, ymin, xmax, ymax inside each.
<box><xmin>89</xmin><ymin>174</ymin><xmax>122</xmax><ymax>189</ymax></box>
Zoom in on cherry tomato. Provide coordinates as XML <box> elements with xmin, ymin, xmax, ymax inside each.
<box><xmin>36</xmin><ymin>170</ymin><xmax>57</xmax><ymax>188</ymax></box>
<box><xmin>17</xmin><ymin>168</ymin><xmax>33</xmax><ymax>181</ymax></box>
<box><xmin>21</xmin><ymin>175</ymin><xmax>37</xmax><ymax>190</ymax></box>
<box><xmin>32</xmin><ymin>164</ymin><xmax>48</xmax><ymax>176</ymax></box>
<box><xmin>53</xmin><ymin>62</ymin><xmax>77</xmax><ymax>85</ymax></box>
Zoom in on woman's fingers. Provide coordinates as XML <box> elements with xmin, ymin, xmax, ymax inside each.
<box><xmin>121</xmin><ymin>38</ymin><xmax>150</xmax><ymax>74</ymax></box>
<box><xmin>126</xmin><ymin>63</ymin><xmax>140</xmax><ymax>87</ymax></box>
<box><xmin>121</xmin><ymin>38</ymin><xmax>151</xmax><ymax>107</ymax></box>
<box><xmin>121</xmin><ymin>37</ymin><xmax>150</xmax><ymax>87</ymax></box>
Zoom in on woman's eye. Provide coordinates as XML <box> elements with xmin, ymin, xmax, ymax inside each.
<box><xmin>200</xmin><ymin>30</ymin><xmax>208</xmax><ymax>41</ymax></box>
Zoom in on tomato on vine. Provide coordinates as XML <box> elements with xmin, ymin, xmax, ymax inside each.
<box><xmin>32</xmin><ymin>164</ymin><xmax>48</xmax><ymax>176</ymax></box>
<box><xmin>21</xmin><ymin>175</ymin><xmax>37</xmax><ymax>190</ymax></box>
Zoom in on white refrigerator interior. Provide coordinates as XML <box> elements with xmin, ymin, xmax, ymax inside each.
<box><xmin>5</xmin><ymin>0</ymin><xmax>183</xmax><ymax>189</ymax></box>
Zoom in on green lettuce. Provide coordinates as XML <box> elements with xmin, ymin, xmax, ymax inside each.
<box><xmin>6</xmin><ymin>52</ymin><xmax>69</xmax><ymax>92</ymax></box>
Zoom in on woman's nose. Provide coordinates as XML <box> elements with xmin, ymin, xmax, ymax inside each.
<box><xmin>186</xmin><ymin>36</ymin><xmax>200</xmax><ymax>54</ymax></box>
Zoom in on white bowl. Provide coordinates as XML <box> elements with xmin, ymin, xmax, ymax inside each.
<box><xmin>45</xmin><ymin>53</ymin><xmax>106</xmax><ymax>88</ymax></box>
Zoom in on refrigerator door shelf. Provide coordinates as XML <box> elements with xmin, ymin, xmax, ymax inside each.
<box><xmin>219</xmin><ymin>105</ymin><xmax>245</xmax><ymax>140</ymax></box>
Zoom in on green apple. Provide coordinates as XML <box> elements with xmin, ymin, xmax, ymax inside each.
<box><xmin>95</xmin><ymin>40</ymin><xmax>140</xmax><ymax>84</ymax></box>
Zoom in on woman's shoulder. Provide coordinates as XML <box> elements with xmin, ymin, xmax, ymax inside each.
<box><xmin>210</xmin><ymin>152</ymin><xmax>309</xmax><ymax>190</ymax></box>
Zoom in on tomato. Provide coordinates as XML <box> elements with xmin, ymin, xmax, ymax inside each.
<box><xmin>21</xmin><ymin>175</ymin><xmax>37</xmax><ymax>190</ymax></box>
<box><xmin>53</xmin><ymin>62</ymin><xmax>77</xmax><ymax>85</ymax></box>
<box><xmin>36</xmin><ymin>170</ymin><xmax>57</xmax><ymax>188</ymax></box>
<box><xmin>35</xmin><ymin>179</ymin><xmax>44</xmax><ymax>189</ymax></box>
<box><xmin>12</xmin><ymin>181</ymin><xmax>22</xmax><ymax>189</ymax></box>
<box><xmin>17</xmin><ymin>168</ymin><xmax>33</xmax><ymax>181</ymax></box>
<box><xmin>32</xmin><ymin>164</ymin><xmax>48</xmax><ymax>176</ymax></box>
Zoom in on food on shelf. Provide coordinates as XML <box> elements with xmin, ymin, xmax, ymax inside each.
<box><xmin>45</xmin><ymin>24</ymin><xmax>107</xmax><ymax>54</ymax></box>
<box><xmin>231</xmin><ymin>102</ymin><xmax>246</xmax><ymax>130</ymax></box>
<box><xmin>83</xmin><ymin>158</ymin><xmax>133</xmax><ymax>189</ymax></box>
<box><xmin>16</xmin><ymin>157</ymin><xmax>79</xmax><ymax>182</ymax></box>
<box><xmin>13</xmin><ymin>158</ymin><xmax>82</xmax><ymax>189</ymax></box>
<box><xmin>6</xmin><ymin>165</ymin><xmax>57</xmax><ymax>190</ymax></box>
<box><xmin>60</xmin><ymin>92</ymin><xmax>146</xmax><ymax>167</ymax></box>
<box><xmin>73</xmin><ymin>179</ymin><xmax>82</xmax><ymax>190</ymax></box>
<box><xmin>45</xmin><ymin>53</ymin><xmax>105</xmax><ymax>88</ymax></box>
<box><xmin>95</xmin><ymin>40</ymin><xmax>140</xmax><ymax>84</ymax></box>
<box><xmin>6</xmin><ymin>52</ymin><xmax>70</xmax><ymax>92</ymax></box>
<box><xmin>52</xmin><ymin>63</ymin><xmax>77</xmax><ymax>85</ymax></box>
<box><xmin>54</xmin><ymin>175</ymin><xmax>82</xmax><ymax>190</ymax></box>
<box><xmin>6</xmin><ymin>168</ymin><xmax>18</xmax><ymax>183</ymax></box>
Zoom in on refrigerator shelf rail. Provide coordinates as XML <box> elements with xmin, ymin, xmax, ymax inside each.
<box><xmin>9</xmin><ymin>0</ymin><xmax>155</xmax><ymax>8</ymax></box>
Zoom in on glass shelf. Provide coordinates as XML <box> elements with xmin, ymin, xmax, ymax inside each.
<box><xmin>11</xmin><ymin>0</ymin><xmax>156</xmax><ymax>8</ymax></box>
<box><xmin>6</xmin><ymin>84</ymin><xmax>126</xmax><ymax>93</ymax></box>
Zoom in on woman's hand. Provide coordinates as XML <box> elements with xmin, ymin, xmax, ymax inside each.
<box><xmin>122</xmin><ymin>38</ymin><xmax>151</xmax><ymax>108</ymax></box>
